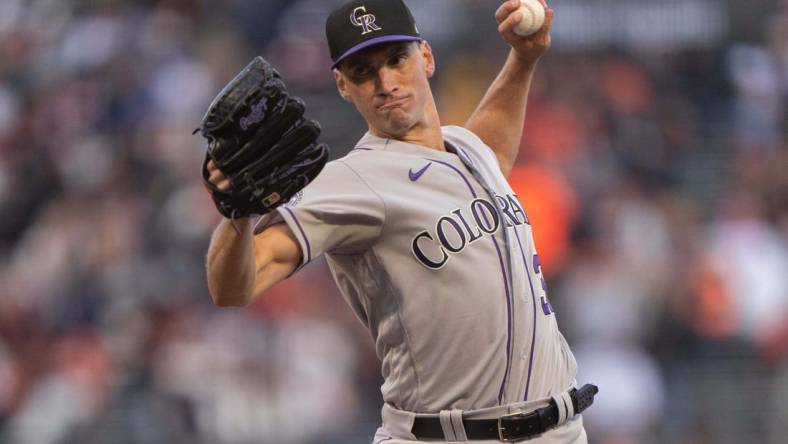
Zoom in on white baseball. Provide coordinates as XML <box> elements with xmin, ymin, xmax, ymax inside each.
<box><xmin>512</xmin><ymin>0</ymin><xmax>545</xmax><ymax>37</ymax></box>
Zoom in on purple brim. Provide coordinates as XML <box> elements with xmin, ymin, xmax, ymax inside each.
<box><xmin>331</xmin><ymin>35</ymin><xmax>422</xmax><ymax>69</ymax></box>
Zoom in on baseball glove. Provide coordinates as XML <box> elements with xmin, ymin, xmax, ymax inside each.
<box><xmin>197</xmin><ymin>56</ymin><xmax>329</xmax><ymax>219</ymax></box>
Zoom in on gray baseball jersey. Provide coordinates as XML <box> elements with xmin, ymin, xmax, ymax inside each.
<box><xmin>255</xmin><ymin>125</ymin><xmax>577</xmax><ymax>413</ymax></box>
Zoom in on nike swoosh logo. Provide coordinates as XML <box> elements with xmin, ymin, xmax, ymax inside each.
<box><xmin>408</xmin><ymin>163</ymin><xmax>432</xmax><ymax>182</ymax></box>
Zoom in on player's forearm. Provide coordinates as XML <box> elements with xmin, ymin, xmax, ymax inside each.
<box><xmin>206</xmin><ymin>218</ymin><xmax>258</xmax><ymax>307</ymax></box>
<box><xmin>465</xmin><ymin>49</ymin><xmax>537</xmax><ymax>177</ymax></box>
<box><xmin>248</xmin><ymin>223</ymin><xmax>302</xmax><ymax>297</ymax></box>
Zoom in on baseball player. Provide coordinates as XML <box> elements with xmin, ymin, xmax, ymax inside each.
<box><xmin>205</xmin><ymin>0</ymin><xmax>597</xmax><ymax>442</ymax></box>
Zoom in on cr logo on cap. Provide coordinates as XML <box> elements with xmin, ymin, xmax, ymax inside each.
<box><xmin>350</xmin><ymin>6</ymin><xmax>382</xmax><ymax>35</ymax></box>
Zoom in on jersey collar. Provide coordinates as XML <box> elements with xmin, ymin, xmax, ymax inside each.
<box><xmin>354</xmin><ymin>130</ymin><xmax>461</xmax><ymax>163</ymax></box>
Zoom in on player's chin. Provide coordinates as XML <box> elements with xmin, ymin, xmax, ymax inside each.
<box><xmin>382</xmin><ymin>120</ymin><xmax>416</xmax><ymax>137</ymax></box>
<box><xmin>378</xmin><ymin>109</ymin><xmax>416</xmax><ymax>133</ymax></box>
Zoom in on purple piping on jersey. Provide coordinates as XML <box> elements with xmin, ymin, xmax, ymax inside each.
<box><xmin>427</xmin><ymin>159</ymin><xmax>477</xmax><ymax>198</ymax></box>
<box><xmin>331</xmin><ymin>35</ymin><xmax>423</xmax><ymax>69</ymax></box>
<box><xmin>456</xmin><ymin>146</ymin><xmax>477</xmax><ymax>168</ymax></box>
<box><xmin>427</xmin><ymin>158</ymin><xmax>514</xmax><ymax>405</ymax></box>
<box><xmin>283</xmin><ymin>207</ymin><xmax>311</xmax><ymax>264</ymax></box>
<box><xmin>511</xmin><ymin>223</ymin><xmax>539</xmax><ymax>401</ymax></box>
<box><xmin>442</xmin><ymin>150</ymin><xmax>516</xmax><ymax>403</ymax></box>
<box><xmin>489</xmin><ymin>229</ymin><xmax>514</xmax><ymax>404</ymax></box>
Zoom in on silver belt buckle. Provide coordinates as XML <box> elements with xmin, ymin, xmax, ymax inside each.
<box><xmin>496</xmin><ymin>410</ymin><xmax>531</xmax><ymax>442</ymax></box>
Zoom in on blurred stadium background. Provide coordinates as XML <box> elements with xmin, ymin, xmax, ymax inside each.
<box><xmin>0</xmin><ymin>0</ymin><xmax>786</xmax><ymax>443</ymax></box>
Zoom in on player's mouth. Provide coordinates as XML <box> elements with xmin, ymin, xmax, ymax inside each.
<box><xmin>377</xmin><ymin>96</ymin><xmax>411</xmax><ymax>111</ymax></box>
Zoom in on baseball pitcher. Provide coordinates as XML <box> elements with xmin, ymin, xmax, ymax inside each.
<box><xmin>202</xmin><ymin>0</ymin><xmax>597</xmax><ymax>442</ymax></box>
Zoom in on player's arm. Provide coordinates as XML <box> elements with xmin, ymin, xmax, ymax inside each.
<box><xmin>464</xmin><ymin>0</ymin><xmax>553</xmax><ymax>177</ymax></box>
<box><xmin>206</xmin><ymin>217</ymin><xmax>301</xmax><ymax>307</ymax></box>
<box><xmin>197</xmin><ymin>56</ymin><xmax>328</xmax><ymax>306</ymax></box>
<box><xmin>205</xmin><ymin>160</ymin><xmax>302</xmax><ymax>307</ymax></box>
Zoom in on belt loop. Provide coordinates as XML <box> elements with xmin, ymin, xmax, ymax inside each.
<box><xmin>439</xmin><ymin>410</ymin><xmax>458</xmax><ymax>442</ymax></box>
<box><xmin>450</xmin><ymin>409</ymin><xmax>467</xmax><ymax>441</ymax></box>
<box><xmin>550</xmin><ymin>394</ymin><xmax>567</xmax><ymax>425</ymax></box>
<box><xmin>560</xmin><ymin>390</ymin><xmax>575</xmax><ymax>419</ymax></box>
<box><xmin>550</xmin><ymin>387</ymin><xmax>577</xmax><ymax>427</ymax></box>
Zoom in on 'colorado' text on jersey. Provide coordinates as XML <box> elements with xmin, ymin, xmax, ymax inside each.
<box><xmin>255</xmin><ymin>126</ymin><xmax>577</xmax><ymax>413</ymax></box>
<box><xmin>410</xmin><ymin>193</ymin><xmax>529</xmax><ymax>269</ymax></box>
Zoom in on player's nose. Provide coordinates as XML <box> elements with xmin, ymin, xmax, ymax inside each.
<box><xmin>375</xmin><ymin>66</ymin><xmax>399</xmax><ymax>95</ymax></box>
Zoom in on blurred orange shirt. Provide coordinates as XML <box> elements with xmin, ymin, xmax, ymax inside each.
<box><xmin>508</xmin><ymin>164</ymin><xmax>577</xmax><ymax>277</ymax></box>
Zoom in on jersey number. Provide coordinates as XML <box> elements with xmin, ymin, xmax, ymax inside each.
<box><xmin>533</xmin><ymin>254</ymin><xmax>554</xmax><ymax>315</ymax></box>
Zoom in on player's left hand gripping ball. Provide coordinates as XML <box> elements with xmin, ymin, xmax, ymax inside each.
<box><xmin>496</xmin><ymin>0</ymin><xmax>554</xmax><ymax>63</ymax></box>
<box><xmin>197</xmin><ymin>57</ymin><xmax>329</xmax><ymax>218</ymax></box>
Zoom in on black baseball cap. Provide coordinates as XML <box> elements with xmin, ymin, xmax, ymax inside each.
<box><xmin>326</xmin><ymin>0</ymin><xmax>421</xmax><ymax>69</ymax></box>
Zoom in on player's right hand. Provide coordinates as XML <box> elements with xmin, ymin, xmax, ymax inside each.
<box><xmin>205</xmin><ymin>160</ymin><xmax>231</xmax><ymax>192</ymax></box>
<box><xmin>496</xmin><ymin>0</ymin><xmax>553</xmax><ymax>65</ymax></box>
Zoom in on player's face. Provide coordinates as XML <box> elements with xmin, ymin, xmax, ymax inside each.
<box><xmin>335</xmin><ymin>41</ymin><xmax>435</xmax><ymax>138</ymax></box>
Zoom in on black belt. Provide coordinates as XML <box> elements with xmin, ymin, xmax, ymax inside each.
<box><xmin>411</xmin><ymin>383</ymin><xmax>598</xmax><ymax>442</ymax></box>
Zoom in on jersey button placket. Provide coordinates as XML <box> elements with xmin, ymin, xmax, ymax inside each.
<box><xmin>455</xmin><ymin>153</ymin><xmax>518</xmax><ymax>404</ymax></box>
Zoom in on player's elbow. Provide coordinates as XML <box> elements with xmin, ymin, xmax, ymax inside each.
<box><xmin>495</xmin><ymin>153</ymin><xmax>514</xmax><ymax>178</ymax></box>
<box><xmin>208</xmin><ymin>282</ymin><xmax>254</xmax><ymax>308</ymax></box>
<box><xmin>210</xmin><ymin>291</ymin><xmax>251</xmax><ymax>308</ymax></box>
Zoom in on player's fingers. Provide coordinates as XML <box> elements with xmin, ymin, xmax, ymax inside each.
<box><xmin>217</xmin><ymin>178</ymin><xmax>231</xmax><ymax>192</ymax></box>
<box><xmin>208</xmin><ymin>168</ymin><xmax>224</xmax><ymax>184</ymax></box>
<box><xmin>536</xmin><ymin>8</ymin><xmax>554</xmax><ymax>36</ymax></box>
<box><xmin>524</xmin><ymin>10</ymin><xmax>552</xmax><ymax>49</ymax></box>
<box><xmin>207</xmin><ymin>163</ymin><xmax>227</xmax><ymax>184</ymax></box>
<box><xmin>209</xmin><ymin>171</ymin><xmax>227</xmax><ymax>185</ymax></box>
<box><xmin>498</xmin><ymin>7</ymin><xmax>524</xmax><ymax>35</ymax></box>
<box><xmin>495</xmin><ymin>0</ymin><xmax>521</xmax><ymax>24</ymax></box>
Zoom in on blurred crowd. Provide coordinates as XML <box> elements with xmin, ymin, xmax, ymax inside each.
<box><xmin>0</xmin><ymin>0</ymin><xmax>786</xmax><ymax>443</ymax></box>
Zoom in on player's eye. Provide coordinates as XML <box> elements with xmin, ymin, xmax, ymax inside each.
<box><xmin>390</xmin><ymin>52</ymin><xmax>408</xmax><ymax>65</ymax></box>
<box><xmin>348</xmin><ymin>65</ymin><xmax>372</xmax><ymax>81</ymax></box>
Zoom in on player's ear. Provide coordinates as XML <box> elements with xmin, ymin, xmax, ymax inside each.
<box><xmin>420</xmin><ymin>41</ymin><xmax>435</xmax><ymax>79</ymax></box>
<box><xmin>334</xmin><ymin>69</ymin><xmax>352</xmax><ymax>102</ymax></box>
